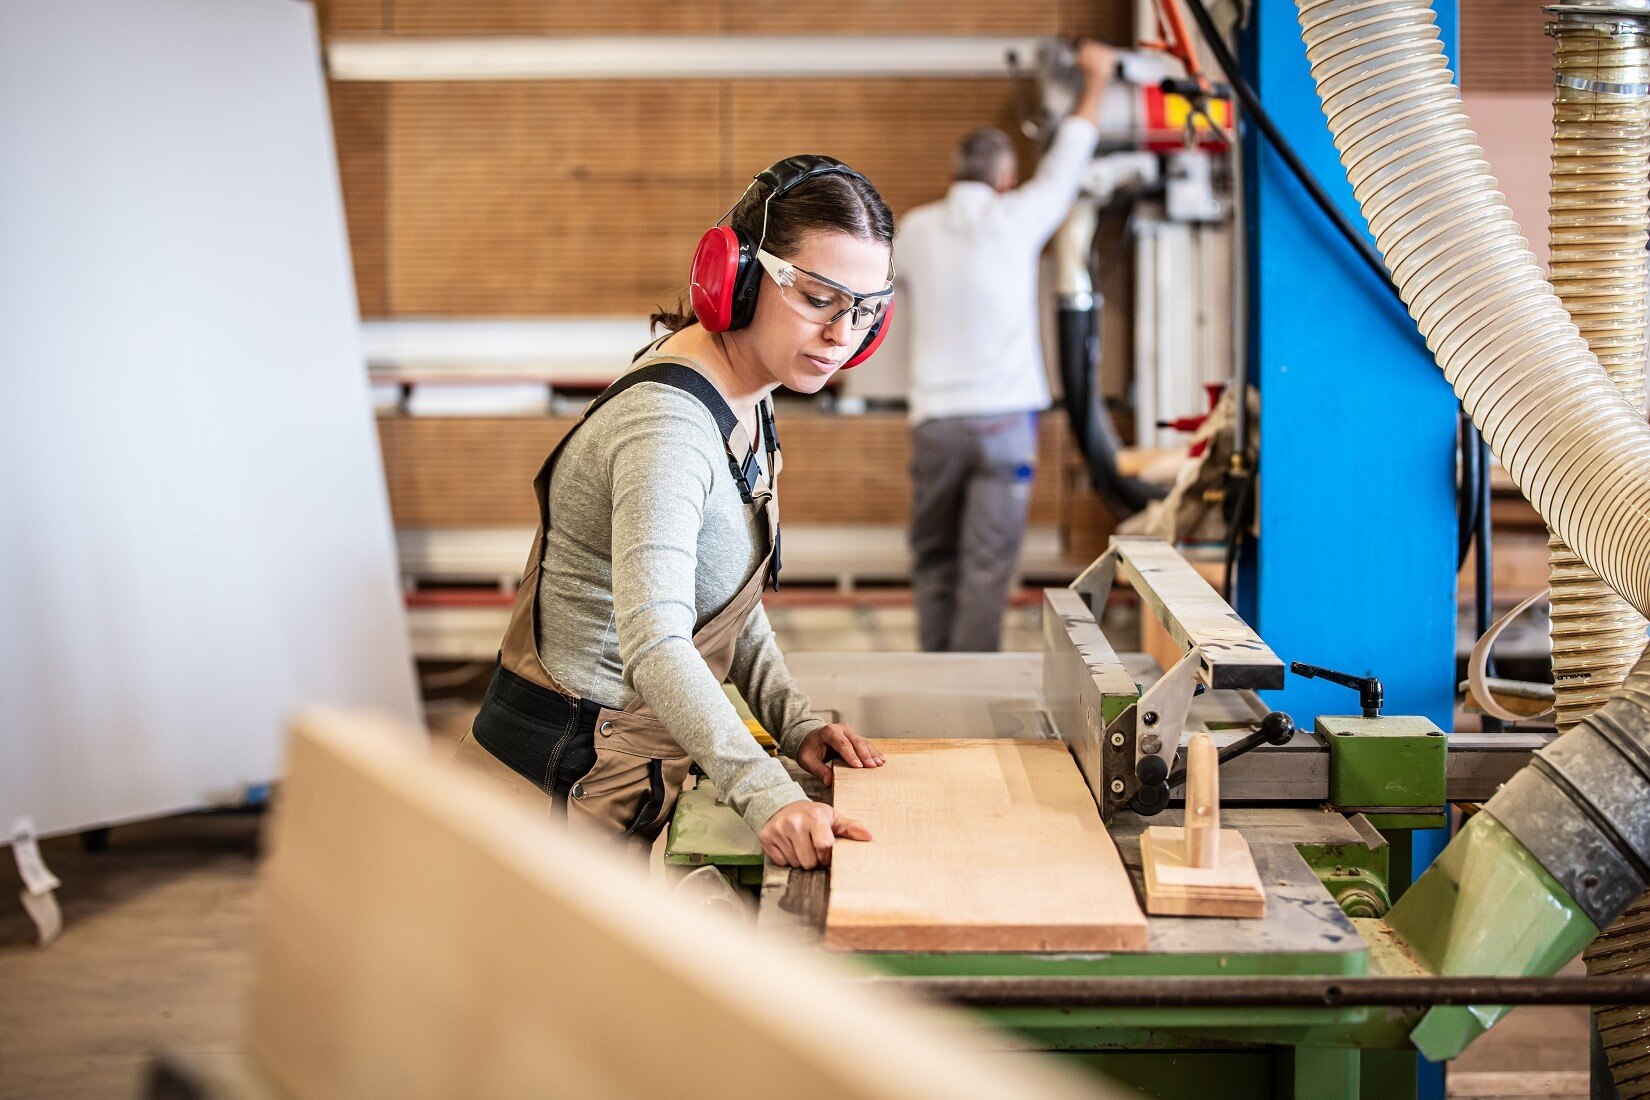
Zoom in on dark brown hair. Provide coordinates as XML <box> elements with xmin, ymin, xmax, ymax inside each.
<box><xmin>650</xmin><ymin>167</ymin><xmax>895</xmax><ymax>334</ymax></box>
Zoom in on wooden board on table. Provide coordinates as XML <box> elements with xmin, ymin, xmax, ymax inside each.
<box><xmin>1139</xmin><ymin>825</ymin><xmax>1266</xmax><ymax>919</ymax></box>
<box><xmin>825</xmin><ymin>739</ymin><xmax>1148</xmax><ymax>953</ymax></box>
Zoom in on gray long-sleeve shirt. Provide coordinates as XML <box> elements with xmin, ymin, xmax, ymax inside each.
<box><xmin>535</xmin><ymin>371</ymin><xmax>820</xmax><ymax>831</ymax></box>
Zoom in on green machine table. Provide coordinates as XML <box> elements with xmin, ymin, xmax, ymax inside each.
<box><xmin>671</xmin><ymin>772</ymin><xmax>1405</xmax><ymax>1098</ymax></box>
<box><xmin>664</xmin><ymin>539</ymin><xmax>1555</xmax><ymax>1099</ymax></box>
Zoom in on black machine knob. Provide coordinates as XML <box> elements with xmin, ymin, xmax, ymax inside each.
<box><xmin>1131</xmin><ymin>754</ymin><xmax>1172</xmax><ymax>817</ymax></box>
<box><xmin>1158</xmin><ymin>76</ymin><xmax>1233</xmax><ymax>101</ymax></box>
<box><xmin>1137</xmin><ymin>754</ymin><xmax>1169</xmax><ymax>787</ymax></box>
<box><xmin>1130</xmin><ymin>783</ymin><xmax>1171</xmax><ymax>817</ymax></box>
<box><xmin>1290</xmin><ymin>661</ymin><xmax>1384</xmax><ymax>718</ymax></box>
<box><xmin>1257</xmin><ymin>710</ymin><xmax>1297</xmax><ymax>745</ymax></box>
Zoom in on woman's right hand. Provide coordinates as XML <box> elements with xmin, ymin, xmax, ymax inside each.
<box><xmin>759</xmin><ymin>800</ymin><xmax>872</xmax><ymax>869</ymax></box>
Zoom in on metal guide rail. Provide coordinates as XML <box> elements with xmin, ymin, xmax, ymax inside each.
<box><xmin>1069</xmin><ymin>537</ymin><xmax>1285</xmax><ymax>817</ymax></box>
<box><xmin>1056</xmin><ymin>537</ymin><xmax>1547</xmax><ymax>822</ymax></box>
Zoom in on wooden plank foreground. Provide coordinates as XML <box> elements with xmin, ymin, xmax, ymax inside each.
<box><xmin>826</xmin><ymin>739</ymin><xmax>1149</xmax><ymax>953</ymax></box>
<box><xmin>251</xmin><ymin>712</ymin><xmax>1118</xmax><ymax>1100</ymax></box>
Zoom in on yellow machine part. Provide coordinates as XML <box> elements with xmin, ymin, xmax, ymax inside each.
<box><xmin>721</xmin><ymin>684</ymin><xmax>777</xmax><ymax>751</ymax></box>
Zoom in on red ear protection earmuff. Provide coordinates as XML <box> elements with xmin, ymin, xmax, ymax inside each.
<box><xmin>688</xmin><ymin>226</ymin><xmax>744</xmax><ymax>334</ymax></box>
<box><xmin>688</xmin><ymin>155</ymin><xmax>894</xmax><ymax>367</ymax></box>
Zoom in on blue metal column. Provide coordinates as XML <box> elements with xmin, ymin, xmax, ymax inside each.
<box><xmin>1239</xmin><ymin>4</ymin><xmax>1459</xmax><ymax>1096</ymax></box>
<box><xmin>1238</xmin><ymin>0</ymin><xmax>1459</xmax><ymax>784</ymax></box>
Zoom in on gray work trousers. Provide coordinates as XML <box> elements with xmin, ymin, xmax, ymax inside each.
<box><xmin>908</xmin><ymin>411</ymin><xmax>1037</xmax><ymax>652</ymax></box>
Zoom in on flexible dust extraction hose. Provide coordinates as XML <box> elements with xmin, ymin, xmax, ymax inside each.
<box><xmin>1293</xmin><ymin>0</ymin><xmax>1650</xmax><ymax>950</ymax></box>
<box><xmin>1547</xmin><ymin>12</ymin><xmax>1650</xmax><ymax>732</ymax></box>
<box><xmin>1296</xmin><ymin>0</ymin><xmax>1650</xmax><ymax>620</ymax></box>
<box><xmin>1545</xmin><ymin>10</ymin><xmax>1650</xmax><ymax>1094</ymax></box>
<box><xmin>1052</xmin><ymin>200</ymin><xmax>1164</xmax><ymax>517</ymax></box>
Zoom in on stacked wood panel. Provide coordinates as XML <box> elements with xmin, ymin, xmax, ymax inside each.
<box><xmin>318</xmin><ymin>0</ymin><xmax>1125</xmax><ymax>549</ymax></box>
<box><xmin>386</xmin><ymin>81</ymin><xmax>726</xmax><ymax>316</ymax></box>
<box><xmin>315</xmin><ymin>0</ymin><xmax>1120</xmax><ymax>37</ymax></box>
<box><xmin>1459</xmin><ymin>0</ymin><xmax>1553</xmax><ymax>93</ymax></box>
<box><xmin>319</xmin><ymin>0</ymin><xmax>1129</xmax><ymax>318</ymax></box>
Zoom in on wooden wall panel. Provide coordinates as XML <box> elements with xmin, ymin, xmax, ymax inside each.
<box><xmin>378</xmin><ymin>411</ymin><xmax>1067</xmax><ymax>527</ymax></box>
<box><xmin>379</xmin><ymin>415</ymin><xmax>577</xmax><ymax>527</ymax></box>
<box><xmin>385</xmin><ymin>0</ymin><xmax>722</xmax><ymax>33</ymax></box>
<box><xmin>777</xmin><ymin>415</ymin><xmax>914</xmax><ymax>526</ymax></box>
<box><xmin>314</xmin><ymin>0</ymin><xmax>386</xmax><ymax>34</ymax></box>
<box><xmin>387</xmin><ymin>81</ymin><xmax>725</xmax><ymax>316</ymax></box>
<box><xmin>730</xmin><ymin>80</ymin><xmax>1034</xmax><ymax>217</ymax></box>
<box><xmin>1460</xmin><ymin>0</ymin><xmax>1552</xmax><ymax>92</ymax></box>
<box><xmin>728</xmin><ymin>1</ymin><xmax>1059</xmax><ymax>34</ymax></box>
<box><xmin>329</xmin><ymin>81</ymin><xmax>389</xmax><ymax>316</ymax></box>
<box><xmin>777</xmin><ymin>414</ymin><xmax>1068</xmax><ymax>525</ymax></box>
<box><xmin>321</xmin><ymin>0</ymin><xmax>1132</xmax><ymax>37</ymax></box>
<box><xmin>1059</xmin><ymin>0</ymin><xmax>1132</xmax><ymax>43</ymax></box>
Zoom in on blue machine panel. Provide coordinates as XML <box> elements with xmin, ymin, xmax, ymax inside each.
<box><xmin>1240</xmin><ymin>0</ymin><xmax>1460</xmax><ymax>741</ymax></box>
<box><xmin>1240</xmin><ymin>5</ymin><xmax>1460</xmax><ymax>1094</ymax></box>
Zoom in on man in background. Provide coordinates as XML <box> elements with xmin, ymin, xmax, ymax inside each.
<box><xmin>896</xmin><ymin>41</ymin><xmax>1114</xmax><ymax>651</ymax></box>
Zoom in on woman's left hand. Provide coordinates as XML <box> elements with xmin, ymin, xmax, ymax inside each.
<box><xmin>797</xmin><ymin>723</ymin><xmax>885</xmax><ymax>786</ymax></box>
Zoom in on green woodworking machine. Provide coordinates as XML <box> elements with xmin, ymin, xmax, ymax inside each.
<box><xmin>662</xmin><ymin>0</ymin><xmax>1650</xmax><ymax>1091</ymax></box>
<box><xmin>665</xmin><ymin>535</ymin><xmax>1596</xmax><ymax>1098</ymax></box>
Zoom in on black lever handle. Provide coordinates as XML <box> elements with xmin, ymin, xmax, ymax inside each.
<box><xmin>1291</xmin><ymin>661</ymin><xmax>1384</xmax><ymax>718</ymax></box>
<box><xmin>1164</xmin><ymin>711</ymin><xmax>1296</xmax><ymax>789</ymax></box>
<box><xmin>1158</xmin><ymin>76</ymin><xmax>1233</xmax><ymax>102</ymax></box>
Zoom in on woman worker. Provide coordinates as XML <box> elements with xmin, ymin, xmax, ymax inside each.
<box><xmin>460</xmin><ymin>156</ymin><xmax>895</xmax><ymax>868</ymax></box>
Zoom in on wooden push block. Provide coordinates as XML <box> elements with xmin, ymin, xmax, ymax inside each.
<box><xmin>1139</xmin><ymin>731</ymin><xmax>1266</xmax><ymax>918</ymax></box>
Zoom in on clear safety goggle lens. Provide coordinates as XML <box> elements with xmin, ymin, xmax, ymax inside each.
<box><xmin>758</xmin><ymin>251</ymin><xmax>891</xmax><ymax>331</ymax></box>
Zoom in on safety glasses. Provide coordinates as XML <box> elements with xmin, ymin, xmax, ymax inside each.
<box><xmin>756</xmin><ymin>249</ymin><xmax>893</xmax><ymax>332</ymax></box>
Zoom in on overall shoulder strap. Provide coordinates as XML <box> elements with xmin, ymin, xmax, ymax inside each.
<box><xmin>594</xmin><ymin>361</ymin><xmax>741</xmax><ymax>438</ymax></box>
<box><xmin>609</xmin><ymin>360</ymin><xmax>771</xmax><ymax>504</ymax></box>
<box><xmin>758</xmin><ymin>397</ymin><xmax>780</xmax><ymax>462</ymax></box>
<box><xmin>531</xmin><ymin>362</ymin><xmax>738</xmax><ymax>533</ymax></box>
<box><xmin>623</xmin><ymin>360</ymin><xmax>783</xmax><ymax>588</ymax></box>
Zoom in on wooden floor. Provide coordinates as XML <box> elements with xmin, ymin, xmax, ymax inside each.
<box><xmin>0</xmin><ymin>602</ymin><xmax>1589</xmax><ymax>1100</ymax></box>
<box><xmin>0</xmin><ymin>814</ymin><xmax>261</xmax><ymax>1100</ymax></box>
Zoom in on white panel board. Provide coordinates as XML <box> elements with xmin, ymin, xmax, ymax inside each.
<box><xmin>0</xmin><ymin>0</ymin><xmax>422</xmax><ymax>838</ymax></box>
<box><xmin>326</xmin><ymin>35</ymin><xmax>1045</xmax><ymax>81</ymax></box>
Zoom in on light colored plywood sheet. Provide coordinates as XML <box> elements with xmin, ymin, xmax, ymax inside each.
<box><xmin>0</xmin><ymin>0</ymin><xmax>419</xmax><ymax>839</ymax></box>
<box><xmin>252</xmin><ymin>711</ymin><xmax>1116</xmax><ymax>1100</ymax></box>
<box><xmin>730</xmin><ymin>79</ymin><xmax>1033</xmax><ymax>217</ymax></box>
<box><xmin>825</xmin><ymin>739</ymin><xmax>1148</xmax><ymax>953</ymax></box>
<box><xmin>1140</xmin><ymin>826</ymin><xmax>1266</xmax><ymax>919</ymax></box>
<box><xmin>387</xmin><ymin>81</ymin><xmax>724</xmax><ymax>315</ymax></box>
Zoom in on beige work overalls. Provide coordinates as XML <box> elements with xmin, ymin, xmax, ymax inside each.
<box><xmin>455</xmin><ymin>355</ymin><xmax>781</xmax><ymax>847</ymax></box>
